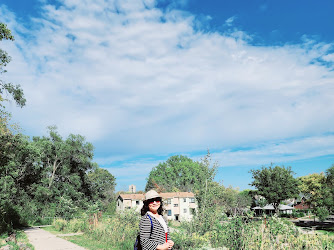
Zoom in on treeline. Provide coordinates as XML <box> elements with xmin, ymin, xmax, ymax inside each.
<box><xmin>0</xmin><ymin>126</ymin><xmax>116</xmax><ymax>233</ymax></box>
<box><xmin>146</xmin><ymin>154</ymin><xmax>334</xmax><ymax>220</ymax></box>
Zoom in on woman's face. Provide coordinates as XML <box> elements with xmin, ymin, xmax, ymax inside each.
<box><xmin>148</xmin><ymin>198</ymin><xmax>161</xmax><ymax>213</ymax></box>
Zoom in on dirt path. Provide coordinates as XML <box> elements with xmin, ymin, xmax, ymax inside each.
<box><xmin>24</xmin><ymin>227</ymin><xmax>86</xmax><ymax>250</ymax></box>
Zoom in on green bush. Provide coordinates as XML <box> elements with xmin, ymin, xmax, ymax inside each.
<box><xmin>53</xmin><ymin>218</ymin><xmax>68</xmax><ymax>231</ymax></box>
<box><xmin>171</xmin><ymin>231</ymin><xmax>209</xmax><ymax>249</ymax></box>
<box><xmin>315</xmin><ymin>207</ymin><xmax>330</xmax><ymax>222</ymax></box>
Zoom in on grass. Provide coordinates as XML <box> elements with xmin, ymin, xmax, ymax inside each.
<box><xmin>42</xmin><ymin>226</ymin><xmax>62</xmax><ymax>235</ymax></box>
<box><xmin>0</xmin><ymin>229</ymin><xmax>35</xmax><ymax>250</ymax></box>
<box><xmin>43</xmin><ymin>225</ymin><xmax>121</xmax><ymax>249</ymax></box>
<box><xmin>317</xmin><ymin>228</ymin><xmax>334</xmax><ymax>236</ymax></box>
<box><xmin>63</xmin><ymin>234</ymin><xmax>117</xmax><ymax>249</ymax></box>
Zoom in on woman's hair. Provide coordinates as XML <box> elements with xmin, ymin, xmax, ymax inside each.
<box><xmin>141</xmin><ymin>198</ymin><xmax>164</xmax><ymax>216</ymax></box>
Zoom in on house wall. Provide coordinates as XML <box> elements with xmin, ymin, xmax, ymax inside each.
<box><xmin>165</xmin><ymin>197</ymin><xmax>196</xmax><ymax>221</ymax></box>
<box><xmin>117</xmin><ymin>194</ymin><xmax>198</xmax><ymax>221</ymax></box>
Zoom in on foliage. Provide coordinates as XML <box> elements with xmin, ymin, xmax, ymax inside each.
<box><xmin>52</xmin><ymin>210</ymin><xmax>140</xmax><ymax>249</ymax></box>
<box><xmin>88</xmin><ymin>164</ymin><xmax>116</xmax><ymax>202</ymax></box>
<box><xmin>250</xmin><ymin>165</ymin><xmax>299</xmax><ymax>213</ymax></box>
<box><xmin>298</xmin><ymin>173</ymin><xmax>325</xmax><ymax>207</ymax></box>
<box><xmin>0</xmin><ymin>126</ymin><xmax>116</xmax><ymax>233</ymax></box>
<box><xmin>298</xmin><ymin>166</ymin><xmax>334</xmax><ymax>213</ymax></box>
<box><xmin>315</xmin><ymin>207</ymin><xmax>329</xmax><ymax>222</ymax></box>
<box><xmin>145</xmin><ymin>152</ymin><xmax>217</xmax><ymax>195</ymax></box>
<box><xmin>0</xmin><ymin>230</ymin><xmax>34</xmax><ymax>250</ymax></box>
<box><xmin>0</xmin><ymin>23</ymin><xmax>26</xmax><ymax>108</ymax></box>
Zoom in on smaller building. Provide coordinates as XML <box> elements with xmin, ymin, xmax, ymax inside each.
<box><xmin>116</xmin><ymin>192</ymin><xmax>197</xmax><ymax>221</ymax></box>
<box><xmin>252</xmin><ymin>204</ymin><xmax>295</xmax><ymax>215</ymax></box>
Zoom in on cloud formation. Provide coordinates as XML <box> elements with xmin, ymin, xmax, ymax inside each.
<box><xmin>1</xmin><ymin>0</ymin><xmax>334</xmax><ymax>189</ymax></box>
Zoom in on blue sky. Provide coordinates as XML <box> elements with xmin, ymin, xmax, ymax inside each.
<box><xmin>1</xmin><ymin>0</ymin><xmax>334</xmax><ymax>191</ymax></box>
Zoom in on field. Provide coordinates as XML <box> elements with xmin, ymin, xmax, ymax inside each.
<box><xmin>44</xmin><ymin>210</ymin><xmax>334</xmax><ymax>250</ymax></box>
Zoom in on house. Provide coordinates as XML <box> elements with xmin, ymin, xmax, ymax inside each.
<box><xmin>252</xmin><ymin>204</ymin><xmax>295</xmax><ymax>215</ymax></box>
<box><xmin>116</xmin><ymin>192</ymin><xmax>197</xmax><ymax>221</ymax></box>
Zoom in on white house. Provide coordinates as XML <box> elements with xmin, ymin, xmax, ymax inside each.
<box><xmin>116</xmin><ymin>192</ymin><xmax>197</xmax><ymax>221</ymax></box>
<box><xmin>252</xmin><ymin>204</ymin><xmax>295</xmax><ymax>215</ymax></box>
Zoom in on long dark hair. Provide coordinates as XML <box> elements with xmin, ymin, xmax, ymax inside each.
<box><xmin>141</xmin><ymin>198</ymin><xmax>164</xmax><ymax>216</ymax></box>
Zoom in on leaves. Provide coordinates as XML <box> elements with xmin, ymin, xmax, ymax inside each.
<box><xmin>250</xmin><ymin>165</ymin><xmax>299</xmax><ymax>212</ymax></box>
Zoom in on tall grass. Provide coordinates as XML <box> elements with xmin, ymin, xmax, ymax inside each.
<box><xmin>53</xmin><ymin>209</ymin><xmax>140</xmax><ymax>249</ymax></box>
<box><xmin>52</xmin><ymin>211</ymin><xmax>334</xmax><ymax>250</ymax></box>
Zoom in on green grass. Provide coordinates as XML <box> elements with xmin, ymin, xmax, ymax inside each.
<box><xmin>62</xmin><ymin>234</ymin><xmax>119</xmax><ymax>250</ymax></box>
<box><xmin>43</xmin><ymin>225</ymin><xmax>119</xmax><ymax>249</ymax></box>
<box><xmin>317</xmin><ymin>228</ymin><xmax>334</xmax><ymax>236</ymax></box>
<box><xmin>41</xmin><ymin>226</ymin><xmax>61</xmax><ymax>235</ymax></box>
<box><xmin>0</xmin><ymin>230</ymin><xmax>35</xmax><ymax>250</ymax></box>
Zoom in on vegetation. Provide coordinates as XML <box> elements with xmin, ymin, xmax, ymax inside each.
<box><xmin>46</xmin><ymin>210</ymin><xmax>334</xmax><ymax>250</ymax></box>
<box><xmin>145</xmin><ymin>153</ymin><xmax>217</xmax><ymax>194</ymax></box>
<box><xmin>250</xmin><ymin>165</ymin><xmax>300</xmax><ymax>213</ymax></box>
<box><xmin>0</xmin><ymin>229</ymin><xmax>34</xmax><ymax>250</ymax></box>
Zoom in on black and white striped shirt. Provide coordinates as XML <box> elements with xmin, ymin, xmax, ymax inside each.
<box><xmin>139</xmin><ymin>213</ymin><xmax>171</xmax><ymax>250</ymax></box>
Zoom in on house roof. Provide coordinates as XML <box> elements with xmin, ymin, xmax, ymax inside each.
<box><xmin>252</xmin><ymin>204</ymin><xmax>295</xmax><ymax>210</ymax></box>
<box><xmin>118</xmin><ymin>192</ymin><xmax>195</xmax><ymax>201</ymax></box>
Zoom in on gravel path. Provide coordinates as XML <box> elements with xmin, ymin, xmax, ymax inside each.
<box><xmin>24</xmin><ymin>227</ymin><xmax>86</xmax><ymax>250</ymax></box>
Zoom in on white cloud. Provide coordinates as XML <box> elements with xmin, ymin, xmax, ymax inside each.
<box><xmin>1</xmin><ymin>0</ymin><xmax>334</xmax><ymax>163</ymax></box>
<box><xmin>224</xmin><ymin>16</ymin><xmax>236</xmax><ymax>27</ymax></box>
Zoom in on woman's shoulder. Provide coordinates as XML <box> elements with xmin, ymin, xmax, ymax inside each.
<box><xmin>140</xmin><ymin>212</ymin><xmax>150</xmax><ymax>222</ymax></box>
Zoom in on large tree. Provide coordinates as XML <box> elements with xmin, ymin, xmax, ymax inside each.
<box><xmin>298</xmin><ymin>173</ymin><xmax>325</xmax><ymax>208</ymax></box>
<box><xmin>250</xmin><ymin>165</ymin><xmax>299</xmax><ymax>213</ymax></box>
<box><xmin>145</xmin><ymin>153</ymin><xmax>217</xmax><ymax>194</ymax></box>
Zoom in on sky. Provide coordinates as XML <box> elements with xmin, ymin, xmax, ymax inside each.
<box><xmin>1</xmin><ymin>0</ymin><xmax>334</xmax><ymax>191</ymax></box>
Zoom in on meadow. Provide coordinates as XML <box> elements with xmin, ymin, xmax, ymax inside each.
<box><xmin>47</xmin><ymin>210</ymin><xmax>334</xmax><ymax>250</ymax></box>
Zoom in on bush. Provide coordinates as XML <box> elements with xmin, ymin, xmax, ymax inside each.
<box><xmin>53</xmin><ymin>218</ymin><xmax>68</xmax><ymax>231</ymax></box>
<box><xmin>315</xmin><ymin>207</ymin><xmax>330</xmax><ymax>222</ymax></box>
<box><xmin>171</xmin><ymin>231</ymin><xmax>209</xmax><ymax>249</ymax></box>
<box><xmin>68</xmin><ymin>218</ymin><xmax>87</xmax><ymax>232</ymax></box>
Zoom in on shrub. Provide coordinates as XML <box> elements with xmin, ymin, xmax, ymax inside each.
<box><xmin>53</xmin><ymin>218</ymin><xmax>68</xmax><ymax>232</ymax></box>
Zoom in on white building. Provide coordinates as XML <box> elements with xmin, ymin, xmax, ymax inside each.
<box><xmin>116</xmin><ymin>192</ymin><xmax>197</xmax><ymax>221</ymax></box>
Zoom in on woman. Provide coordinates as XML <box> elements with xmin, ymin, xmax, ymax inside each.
<box><xmin>139</xmin><ymin>190</ymin><xmax>174</xmax><ymax>250</ymax></box>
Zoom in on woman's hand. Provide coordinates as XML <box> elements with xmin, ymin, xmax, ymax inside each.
<box><xmin>167</xmin><ymin>240</ymin><xmax>174</xmax><ymax>249</ymax></box>
<box><xmin>156</xmin><ymin>242</ymin><xmax>170</xmax><ymax>250</ymax></box>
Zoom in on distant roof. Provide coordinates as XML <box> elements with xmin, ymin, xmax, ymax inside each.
<box><xmin>252</xmin><ymin>204</ymin><xmax>295</xmax><ymax>210</ymax></box>
<box><xmin>118</xmin><ymin>192</ymin><xmax>195</xmax><ymax>201</ymax></box>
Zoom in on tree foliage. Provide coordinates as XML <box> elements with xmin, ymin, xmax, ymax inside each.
<box><xmin>0</xmin><ymin>127</ymin><xmax>116</xmax><ymax>233</ymax></box>
<box><xmin>0</xmin><ymin>23</ymin><xmax>26</xmax><ymax>108</ymax></box>
<box><xmin>298</xmin><ymin>173</ymin><xmax>325</xmax><ymax>208</ymax></box>
<box><xmin>145</xmin><ymin>153</ymin><xmax>217</xmax><ymax>194</ymax></box>
<box><xmin>298</xmin><ymin>165</ymin><xmax>334</xmax><ymax>214</ymax></box>
<box><xmin>250</xmin><ymin>165</ymin><xmax>299</xmax><ymax>213</ymax></box>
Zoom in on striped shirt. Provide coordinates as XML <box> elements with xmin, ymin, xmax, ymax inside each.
<box><xmin>139</xmin><ymin>212</ymin><xmax>171</xmax><ymax>250</ymax></box>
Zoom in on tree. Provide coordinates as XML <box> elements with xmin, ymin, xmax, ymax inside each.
<box><xmin>88</xmin><ymin>164</ymin><xmax>116</xmax><ymax>201</ymax></box>
<box><xmin>0</xmin><ymin>23</ymin><xmax>26</xmax><ymax>108</ymax></box>
<box><xmin>298</xmin><ymin>173</ymin><xmax>325</xmax><ymax>208</ymax></box>
<box><xmin>31</xmin><ymin>127</ymin><xmax>97</xmax><ymax>209</ymax></box>
<box><xmin>250</xmin><ymin>165</ymin><xmax>299</xmax><ymax>213</ymax></box>
<box><xmin>145</xmin><ymin>153</ymin><xmax>217</xmax><ymax>194</ymax></box>
<box><xmin>324</xmin><ymin>165</ymin><xmax>334</xmax><ymax>213</ymax></box>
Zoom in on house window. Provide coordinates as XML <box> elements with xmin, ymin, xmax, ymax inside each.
<box><xmin>167</xmin><ymin>199</ymin><xmax>171</xmax><ymax>204</ymax></box>
<box><xmin>190</xmin><ymin>208</ymin><xmax>196</xmax><ymax>215</ymax></box>
<box><xmin>136</xmin><ymin>200</ymin><xmax>139</xmax><ymax>205</ymax></box>
<box><xmin>190</xmin><ymin>198</ymin><xmax>195</xmax><ymax>203</ymax></box>
<box><xmin>183</xmin><ymin>198</ymin><xmax>186</xmax><ymax>202</ymax></box>
<box><xmin>174</xmin><ymin>204</ymin><xmax>178</xmax><ymax>207</ymax></box>
<box><xmin>183</xmin><ymin>209</ymin><xmax>187</xmax><ymax>213</ymax></box>
<box><xmin>167</xmin><ymin>210</ymin><xmax>172</xmax><ymax>216</ymax></box>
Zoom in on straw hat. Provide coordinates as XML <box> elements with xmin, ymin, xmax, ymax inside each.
<box><xmin>145</xmin><ymin>190</ymin><xmax>161</xmax><ymax>201</ymax></box>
